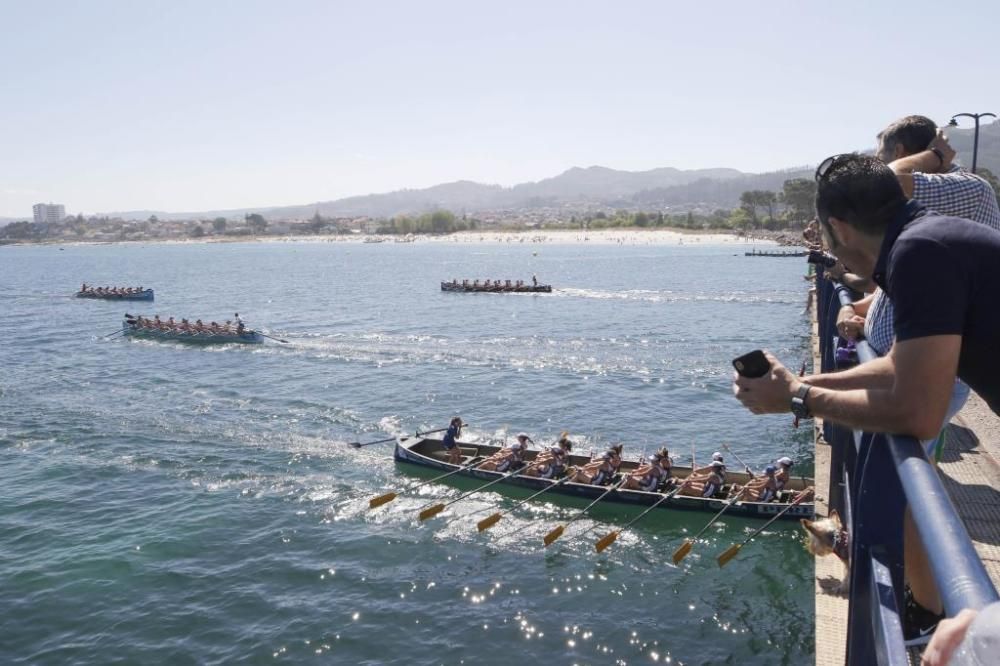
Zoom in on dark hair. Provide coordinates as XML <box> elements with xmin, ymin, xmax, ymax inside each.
<box><xmin>815</xmin><ymin>154</ymin><xmax>906</xmax><ymax>235</ymax></box>
<box><xmin>876</xmin><ymin>115</ymin><xmax>936</xmax><ymax>161</ymax></box>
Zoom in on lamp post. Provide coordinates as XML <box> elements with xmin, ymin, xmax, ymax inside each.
<box><xmin>948</xmin><ymin>112</ymin><xmax>997</xmax><ymax>173</ymax></box>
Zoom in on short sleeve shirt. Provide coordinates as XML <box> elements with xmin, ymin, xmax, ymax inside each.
<box><xmin>873</xmin><ymin>202</ymin><xmax>1000</xmax><ymax>415</ymax></box>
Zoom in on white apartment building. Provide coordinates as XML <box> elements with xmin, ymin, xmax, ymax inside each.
<box><xmin>33</xmin><ymin>203</ymin><xmax>66</xmax><ymax>224</ymax></box>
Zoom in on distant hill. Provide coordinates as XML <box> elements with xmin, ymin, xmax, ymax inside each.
<box><xmin>102</xmin><ymin>165</ymin><xmax>756</xmax><ymax>221</ymax></box>
<box><xmin>95</xmin><ymin>120</ymin><xmax>1000</xmax><ymax>221</ymax></box>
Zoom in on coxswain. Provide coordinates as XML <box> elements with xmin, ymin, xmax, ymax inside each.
<box><xmin>81</xmin><ymin>283</ymin><xmax>87</xmax><ymax>292</ymax></box>
<box><xmin>441</xmin><ymin>416</ymin><xmax>464</xmax><ymax>465</ymax></box>
<box><xmin>532</xmin><ymin>274</ymin><xmax>538</xmax><ymax>287</ymax></box>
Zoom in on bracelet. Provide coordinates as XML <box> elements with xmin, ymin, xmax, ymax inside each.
<box><xmin>929</xmin><ymin>147</ymin><xmax>945</xmax><ymax>167</ymax></box>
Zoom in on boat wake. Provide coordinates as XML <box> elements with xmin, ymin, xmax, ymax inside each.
<box><xmin>554</xmin><ymin>287</ymin><xmax>799</xmax><ymax>305</ymax></box>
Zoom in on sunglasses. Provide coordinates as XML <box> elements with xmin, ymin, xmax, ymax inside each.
<box><xmin>815</xmin><ymin>153</ymin><xmax>855</xmax><ymax>183</ymax></box>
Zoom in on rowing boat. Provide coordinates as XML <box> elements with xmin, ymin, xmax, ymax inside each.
<box><xmin>77</xmin><ymin>289</ymin><xmax>154</xmax><ymax>301</ymax></box>
<box><xmin>441</xmin><ymin>281</ymin><xmax>552</xmax><ymax>293</ymax></box>
<box><xmin>394</xmin><ymin>436</ymin><xmax>814</xmax><ymax>520</ymax></box>
<box><xmin>121</xmin><ymin>319</ymin><xmax>264</xmax><ymax>344</ymax></box>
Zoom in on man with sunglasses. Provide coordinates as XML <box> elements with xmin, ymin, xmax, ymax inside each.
<box><xmin>733</xmin><ymin>152</ymin><xmax>1000</xmax><ymax>642</ymax></box>
<box><xmin>829</xmin><ymin>117</ymin><xmax>999</xmax><ymax>358</ymax></box>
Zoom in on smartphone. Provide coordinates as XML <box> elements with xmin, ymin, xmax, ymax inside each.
<box><xmin>733</xmin><ymin>350</ymin><xmax>770</xmax><ymax>378</ymax></box>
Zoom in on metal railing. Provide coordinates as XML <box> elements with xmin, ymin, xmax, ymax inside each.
<box><xmin>814</xmin><ymin>272</ymin><xmax>998</xmax><ymax>664</ymax></box>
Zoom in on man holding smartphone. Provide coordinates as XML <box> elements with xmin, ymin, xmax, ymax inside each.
<box><xmin>732</xmin><ymin>153</ymin><xmax>1000</xmax><ymax>643</ymax></box>
<box><xmin>734</xmin><ymin>153</ymin><xmax>1000</xmax><ymax>432</ymax></box>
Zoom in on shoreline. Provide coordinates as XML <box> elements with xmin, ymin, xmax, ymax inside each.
<box><xmin>2</xmin><ymin>227</ymin><xmax>794</xmax><ymax>248</ymax></box>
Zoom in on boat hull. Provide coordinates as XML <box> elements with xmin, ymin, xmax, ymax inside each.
<box><xmin>122</xmin><ymin>321</ymin><xmax>263</xmax><ymax>344</ymax></box>
<box><xmin>77</xmin><ymin>289</ymin><xmax>154</xmax><ymax>301</ymax></box>
<box><xmin>393</xmin><ymin>436</ymin><xmax>814</xmax><ymax>520</ymax></box>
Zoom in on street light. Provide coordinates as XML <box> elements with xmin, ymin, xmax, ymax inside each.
<box><xmin>948</xmin><ymin>112</ymin><xmax>997</xmax><ymax>173</ymax></box>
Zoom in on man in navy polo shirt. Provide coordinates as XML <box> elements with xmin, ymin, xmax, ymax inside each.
<box><xmin>734</xmin><ymin>153</ymin><xmax>1000</xmax><ymax>433</ymax></box>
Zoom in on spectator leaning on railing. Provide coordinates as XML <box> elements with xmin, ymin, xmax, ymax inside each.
<box><xmin>819</xmin><ymin>118</ymin><xmax>1000</xmax><ymax>643</ymax></box>
<box><xmin>732</xmin><ymin>153</ymin><xmax>1000</xmax><ymax>642</ymax></box>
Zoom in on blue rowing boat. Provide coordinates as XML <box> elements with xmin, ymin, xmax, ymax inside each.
<box><xmin>77</xmin><ymin>289</ymin><xmax>154</xmax><ymax>301</ymax></box>
<box><xmin>121</xmin><ymin>319</ymin><xmax>263</xmax><ymax>344</ymax></box>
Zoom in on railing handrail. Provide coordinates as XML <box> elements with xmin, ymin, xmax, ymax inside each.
<box><xmin>815</xmin><ymin>273</ymin><xmax>998</xmax><ymax>663</ymax></box>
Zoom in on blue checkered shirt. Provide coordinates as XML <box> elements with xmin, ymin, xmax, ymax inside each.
<box><xmin>864</xmin><ymin>165</ymin><xmax>1000</xmax><ymax>356</ymax></box>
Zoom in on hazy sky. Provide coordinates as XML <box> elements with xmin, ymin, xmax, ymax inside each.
<box><xmin>2</xmin><ymin>0</ymin><xmax>997</xmax><ymax>217</ymax></box>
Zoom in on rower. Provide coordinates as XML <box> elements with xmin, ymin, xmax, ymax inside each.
<box><xmin>740</xmin><ymin>465</ymin><xmax>779</xmax><ymax>502</ymax></box>
<box><xmin>81</xmin><ymin>283</ymin><xmax>87</xmax><ymax>292</ymax></box>
<box><xmin>677</xmin><ymin>460</ymin><xmax>727</xmax><ymax>498</ymax></box>
<box><xmin>524</xmin><ymin>437</ymin><xmax>573</xmax><ymax>479</ymax></box>
<box><xmin>532</xmin><ymin>274</ymin><xmax>538</xmax><ymax>287</ymax></box>
<box><xmin>441</xmin><ymin>416</ymin><xmax>464</xmax><ymax>465</ymax></box>
<box><xmin>477</xmin><ymin>433</ymin><xmax>531</xmax><ymax>472</ymax></box>
<box><xmin>775</xmin><ymin>457</ymin><xmax>794</xmax><ymax>492</ymax></box>
<box><xmin>566</xmin><ymin>449</ymin><xmax>617</xmax><ymax>485</ymax></box>
<box><xmin>625</xmin><ymin>447</ymin><xmax>671</xmax><ymax>491</ymax></box>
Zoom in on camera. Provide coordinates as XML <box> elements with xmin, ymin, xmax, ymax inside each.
<box><xmin>807</xmin><ymin>249</ymin><xmax>838</xmax><ymax>268</ymax></box>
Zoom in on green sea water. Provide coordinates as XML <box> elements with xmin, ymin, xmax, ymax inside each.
<box><xmin>0</xmin><ymin>240</ymin><xmax>814</xmax><ymax>665</ymax></box>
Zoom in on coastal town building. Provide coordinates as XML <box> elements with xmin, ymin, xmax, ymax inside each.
<box><xmin>32</xmin><ymin>203</ymin><xmax>66</xmax><ymax>224</ymax></box>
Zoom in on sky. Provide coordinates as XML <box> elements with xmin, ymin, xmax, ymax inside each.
<box><xmin>1</xmin><ymin>0</ymin><xmax>997</xmax><ymax>217</ymax></box>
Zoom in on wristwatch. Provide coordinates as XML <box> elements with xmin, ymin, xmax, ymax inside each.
<box><xmin>929</xmin><ymin>147</ymin><xmax>945</xmax><ymax>167</ymax></box>
<box><xmin>791</xmin><ymin>383</ymin><xmax>813</xmax><ymax>419</ymax></box>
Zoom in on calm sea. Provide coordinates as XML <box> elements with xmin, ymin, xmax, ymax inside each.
<box><xmin>0</xmin><ymin>239</ymin><xmax>814</xmax><ymax>665</ymax></box>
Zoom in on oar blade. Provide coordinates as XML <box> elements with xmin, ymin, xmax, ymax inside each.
<box><xmin>671</xmin><ymin>539</ymin><xmax>693</xmax><ymax>564</ymax></box>
<box><xmin>368</xmin><ymin>492</ymin><xmax>396</xmax><ymax>509</ymax></box>
<box><xmin>477</xmin><ymin>513</ymin><xmax>502</xmax><ymax>532</ymax></box>
<box><xmin>418</xmin><ymin>503</ymin><xmax>445</xmax><ymax>521</ymax></box>
<box><xmin>717</xmin><ymin>543</ymin><xmax>742</xmax><ymax>567</ymax></box>
<box><xmin>348</xmin><ymin>442</ymin><xmax>362</xmax><ymax>449</ymax></box>
<box><xmin>594</xmin><ymin>530</ymin><xmax>619</xmax><ymax>553</ymax></box>
<box><xmin>542</xmin><ymin>525</ymin><xmax>565</xmax><ymax>547</ymax></box>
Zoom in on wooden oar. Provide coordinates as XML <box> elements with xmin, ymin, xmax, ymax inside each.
<box><xmin>671</xmin><ymin>486</ymin><xmax>749</xmax><ymax>564</ymax></box>
<box><xmin>418</xmin><ymin>459</ymin><xmax>543</xmax><ymax>522</ymax></box>
<box><xmin>477</xmin><ymin>475</ymin><xmax>573</xmax><ymax>532</ymax></box>
<box><xmin>717</xmin><ymin>487</ymin><xmax>814</xmax><ymax>567</ymax></box>
<box><xmin>594</xmin><ymin>471</ymin><xmax>698</xmax><ymax>553</ymax></box>
<box><xmin>258</xmin><ymin>331</ymin><xmax>289</xmax><ymax>344</ymax></box>
<box><xmin>368</xmin><ymin>455</ymin><xmax>483</xmax><ymax>509</ymax></box>
<box><xmin>542</xmin><ymin>477</ymin><xmax>629</xmax><ymax>548</ymax></box>
<box><xmin>349</xmin><ymin>427</ymin><xmax>450</xmax><ymax>449</ymax></box>
<box><xmin>721</xmin><ymin>443</ymin><xmax>753</xmax><ymax>475</ymax></box>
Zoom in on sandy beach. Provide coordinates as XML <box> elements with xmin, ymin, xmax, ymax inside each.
<box><xmin>270</xmin><ymin>228</ymin><xmax>782</xmax><ymax>247</ymax></box>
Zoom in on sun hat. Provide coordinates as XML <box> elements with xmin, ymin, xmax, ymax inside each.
<box><xmin>777</xmin><ymin>456</ymin><xmax>794</xmax><ymax>467</ymax></box>
<box><xmin>765</xmin><ymin>464</ymin><xmax>777</xmax><ymax>475</ymax></box>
